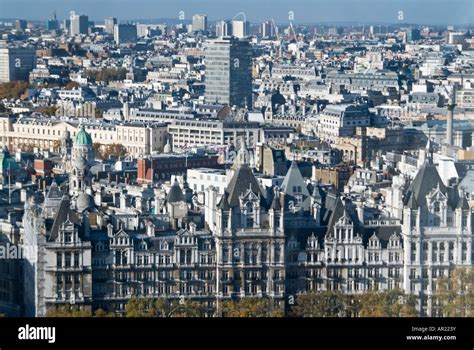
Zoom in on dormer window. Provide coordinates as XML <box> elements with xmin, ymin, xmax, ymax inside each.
<box><xmin>434</xmin><ymin>202</ymin><xmax>440</xmax><ymax>213</ymax></box>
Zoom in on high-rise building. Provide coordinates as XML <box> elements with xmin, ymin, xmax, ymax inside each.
<box><xmin>114</xmin><ymin>23</ymin><xmax>137</xmax><ymax>44</ymax></box>
<box><xmin>70</xmin><ymin>14</ymin><xmax>89</xmax><ymax>35</ymax></box>
<box><xmin>104</xmin><ymin>17</ymin><xmax>117</xmax><ymax>34</ymax></box>
<box><xmin>15</xmin><ymin>19</ymin><xmax>27</xmax><ymax>32</ymax></box>
<box><xmin>0</xmin><ymin>46</ymin><xmax>37</xmax><ymax>82</ymax></box>
<box><xmin>261</xmin><ymin>21</ymin><xmax>274</xmax><ymax>38</ymax></box>
<box><xmin>406</xmin><ymin>28</ymin><xmax>421</xmax><ymax>42</ymax></box>
<box><xmin>204</xmin><ymin>37</ymin><xmax>253</xmax><ymax>108</ymax></box>
<box><xmin>215</xmin><ymin>20</ymin><xmax>232</xmax><ymax>37</ymax></box>
<box><xmin>192</xmin><ymin>14</ymin><xmax>208</xmax><ymax>32</ymax></box>
<box><xmin>232</xmin><ymin>20</ymin><xmax>249</xmax><ymax>38</ymax></box>
<box><xmin>46</xmin><ymin>12</ymin><xmax>59</xmax><ymax>31</ymax></box>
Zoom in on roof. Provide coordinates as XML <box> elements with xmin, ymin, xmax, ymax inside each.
<box><xmin>403</xmin><ymin>163</ymin><xmax>447</xmax><ymax>209</ymax></box>
<box><xmin>225</xmin><ymin>164</ymin><xmax>263</xmax><ymax>208</ymax></box>
<box><xmin>167</xmin><ymin>180</ymin><xmax>185</xmax><ymax>203</ymax></box>
<box><xmin>75</xmin><ymin>126</ymin><xmax>93</xmax><ymax>145</ymax></box>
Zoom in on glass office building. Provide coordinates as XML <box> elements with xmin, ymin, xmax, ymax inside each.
<box><xmin>204</xmin><ymin>37</ymin><xmax>253</xmax><ymax>108</ymax></box>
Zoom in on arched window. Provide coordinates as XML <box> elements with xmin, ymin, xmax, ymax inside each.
<box><xmin>246</xmin><ymin>202</ymin><xmax>254</xmax><ymax>227</ymax></box>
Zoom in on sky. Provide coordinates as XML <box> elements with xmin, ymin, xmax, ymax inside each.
<box><xmin>0</xmin><ymin>0</ymin><xmax>473</xmax><ymax>25</ymax></box>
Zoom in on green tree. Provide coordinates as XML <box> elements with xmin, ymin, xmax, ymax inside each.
<box><xmin>46</xmin><ymin>306</ymin><xmax>91</xmax><ymax>317</ymax></box>
<box><xmin>435</xmin><ymin>267</ymin><xmax>473</xmax><ymax>317</ymax></box>
<box><xmin>290</xmin><ymin>291</ymin><xmax>347</xmax><ymax>317</ymax></box>
<box><xmin>221</xmin><ymin>298</ymin><xmax>283</xmax><ymax>317</ymax></box>
<box><xmin>93</xmin><ymin>308</ymin><xmax>115</xmax><ymax>317</ymax></box>
<box><xmin>86</xmin><ymin>68</ymin><xmax>128</xmax><ymax>84</ymax></box>
<box><xmin>353</xmin><ymin>290</ymin><xmax>417</xmax><ymax>317</ymax></box>
<box><xmin>125</xmin><ymin>297</ymin><xmax>207</xmax><ymax>317</ymax></box>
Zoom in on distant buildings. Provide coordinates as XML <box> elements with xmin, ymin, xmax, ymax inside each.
<box><xmin>192</xmin><ymin>14</ymin><xmax>208</xmax><ymax>32</ymax></box>
<box><xmin>0</xmin><ymin>46</ymin><xmax>37</xmax><ymax>82</ymax></box>
<box><xmin>70</xmin><ymin>14</ymin><xmax>89</xmax><ymax>35</ymax></box>
<box><xmin>46</xmin><ymin>12</ymin><xmax>59</xmax><ymax>31</ymax></box>
<box><xmin>114</xmin><ymin>23</ymin><xmax>137</xmax><ymax>44</ymax></box>
<box><xmin>231</xmin><ymin>19</ymin><xmax>249</xmax><ymax>38</ymax></box>
<box><xmin>104</xmin><ymin>17</ymin><xmax>117</xmax><ymax>34</ymax></box>
<box><xmin>15</xmin><ymin>19</ymin><xmax>27</xmax><ymax>32</ymax></box>
<box><xmin>261</xmin><ymin>21</ymin><xmax>275</xmax><ymax>39</ymax></box>
<box><xmin>215</xmin><ymin>20</ymin><xmax>232</xmax><ymax>37</ymax></box>
<box><xmin>204</xmin><ymin>37</ymin><xmax>253</xmax><ymax>107</ymax></box>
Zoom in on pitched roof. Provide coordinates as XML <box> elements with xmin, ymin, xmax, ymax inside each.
<box><xmin>46</xmin><ymin>181</ymin><xmax>63</xmax><ymax>200</ymax></box>
<box><xmin>404</xmin><ymin>163</ymin><xmax>447</xmax><ymax>209</ymax></box>
<box><xmin>281</xmin><ymin>161</ymin><xmax>310</xmax><ymax>197</ymax></box>
<box><xmin>225</xmin><ymin>164</ymin><xmax>263</xmax><ymax>207</ymax></box>
<box><xmin>167</xmin><ymin>180</ymin><xmax>185</xmax><ymax>203</ymax></box>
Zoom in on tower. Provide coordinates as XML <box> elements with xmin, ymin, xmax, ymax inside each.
<box><xmin>70</xmin><ymin>126</ymin><xmax>94</xmax><ymax>196</ymax></box>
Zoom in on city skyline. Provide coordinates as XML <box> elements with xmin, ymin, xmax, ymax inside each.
<box><xmin>0</xmin><ymin>0</ymin><xmax>474</xmax><ymax>25</ymax></box>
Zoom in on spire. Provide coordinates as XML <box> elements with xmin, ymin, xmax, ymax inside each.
<box><xmin>425</xmin><ymin>137</ymin><xmax>434</xmax><ymax>164</ymax></box>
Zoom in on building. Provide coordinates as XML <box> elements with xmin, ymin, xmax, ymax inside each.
<box><xmin>215</xmin><ymin>21</ymin><xmax>232</xmax><ymax>37</ymax></box>
<box><xmin>104</xmin><ymin>17</ymin><xmax>117</xmax><ymax>34</ymax></box>
<box><xmin>70</xmin><ymin>14</ymin><xmax>89</xmax><ymax>35</ymax></box>
<box><xmin>232</xmin><ymin>20</ymin><xmax>249</xmax><ymax>38</ymax></box>
<box><xmin>318</xmin><ymin>104</ymin><xmax>371</xmax><ymax>143</ymax></box>
<box><xmin>192</xmin><ymin>14</ymin><xmax>208</xmax><ymax>32</ymax></box>
<box><xmin>406</xmin><ymin>28</ymin><xmax>421</xmax><ymax>42</ymax></box>
<box><xmin>204</xmin><ymin>37</ymin><xmax>253</xmax><ymax>108</ymax></box>
<box><xmin>400</xmin><ymin>152</ymin><xmax>473</xmax><ymax>316</ymax></box>
<box><xmin>15</xmin><ymin>19</ymin><xmax>27</xmax><ymax>32</ymax></box>
<box><xmin>168</xmin><ymin>120</ymin><xmax>263</xmax><ymax>150</ymax></box>
<box><xmin>0</xmin><ymin>46</ymin><xmax>36</xmax><ymax>83</ymax></box>
<box><xmin>46</xmin><ymin>12</ymin><xmax>59</xmax><ymax>31</ymax></box>
<box><xmin>114</xmin><ymin>23</ymin><xmax>137</xmax><ymax>44</ymax></box>
<box><xmin>261</xmin><ymin>21</ymin><xmax>274</xmax><ymax>39</ymax></box>
<box><xmin>0</xmin><ymin>115</ymin><xmax>167</xmax><ymax>157</ymax></box>
<box><xmin>137</xmin><ymin>154</ymin><xmax>220</xmax><ymax>183</ymax></box>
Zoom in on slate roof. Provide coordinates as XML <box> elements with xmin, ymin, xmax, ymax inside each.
<box><xmin>224</xmin><ymin>164</ymin><xmax>263</xmax><ymax>208</ymax></box>
<box><xmin>403</xmin><ymin>163</ymin><xmax>448</xmax><ymax>209</ymax></box>
<box><xmin>167</xmin><ymin>180</ymin><xmax>185</xmax><ymax>203</ymax></box>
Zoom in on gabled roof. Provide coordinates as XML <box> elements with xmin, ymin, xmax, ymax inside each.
<box><xmin>404</xmin><ymin>163</ymin><xmax>447</xmax><ymax>209</ymax></box>
<box><xmin>46</xmin><ymin>181</ymin><xmax>63</xmax><ymax>200</ymax></box>
<box><xmin>225</xmin><ymin>164</ymin><xmax>263</xmax><ymax>208</ymax></box>
<box><xmin>167</xmin><ymin>180</ymin><xmax>185</xmax><ymax>203</ymax></box>
<box><xmin>281</xmin><ymin>161</ymin><xmax>310</xmax><ymax>197</ymax></box>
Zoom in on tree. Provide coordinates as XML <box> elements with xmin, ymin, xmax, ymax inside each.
<box><xmin>37</xmin><ymin>105</ymin><xmax>58</xmax><ymax>116</ymax></box>
<box><xmin>93</xmin><ymin>142</ymin><xmax>128</xmax><ymax>160</ymax></box>
<box><xmin>125</xmin><ymin>297</ymin><xmax>207</xmax><ymax>317</ymax></box>
<box><xmin>221</xmin><ymin>298</ymin><xmax>284</xmax><ymax>317</ymax></box>
<box><xmin>434</xmin><ymin>267</ymin><xmax>473</xmax><ymax>317</ymax></box>
<box><xmin>290</xmin><ymin>292</ymin><xmax>347</xmax><ymax>317</ymax></box>
<box><xmin>93</xmin><ymin>308</ymin><xmax>115</xmax><ymax>317</ymax></box>
<box><xmin>65</xmin><ymin>81</ymin><xmax>80</xmax><ymax>90</ymax></box>
<box><xmin>0</xmin><ymin>81</ymin><xmax>29</xmax><ymax>100</ymax></box>
<box><xmin>46</xmin><ymin>306</ymin><xmax>91</xmax><ymax>317</ymax></box>
<box><xmin>352</xmin><ymin>290</ymin><xmax>416</xmax><ymax>317</ymax></box>
<box><xmin>86</xmin><ymin>68</ymin><xmax>128</xmax><ymax>84</ymax></box>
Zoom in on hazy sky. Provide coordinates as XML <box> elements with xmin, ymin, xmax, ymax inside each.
<box><xmin>0</xmin><ymin>0</ymin><xmax>473</xmax><ymax>25</ymax></box>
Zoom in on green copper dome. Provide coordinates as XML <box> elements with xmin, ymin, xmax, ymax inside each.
<box><xmin>75</xmin><ymin>126</ymin><xmax>93</xmax><ymax>145</ymax></box>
